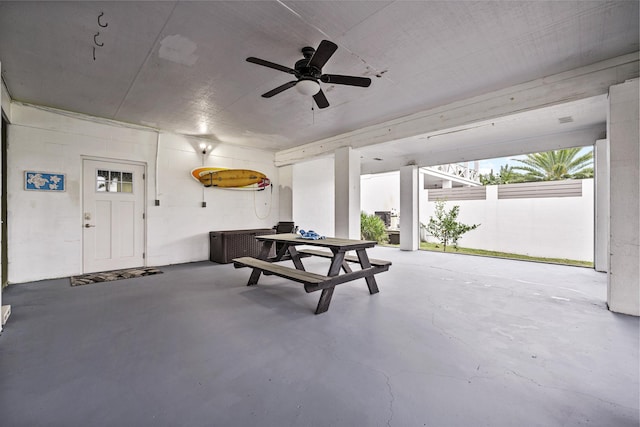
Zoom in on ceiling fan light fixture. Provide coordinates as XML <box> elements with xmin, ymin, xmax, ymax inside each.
<box><xmin>296</xmin><ymin>78</ymin><xmax>320</xmax><ymax>96</ymax></box>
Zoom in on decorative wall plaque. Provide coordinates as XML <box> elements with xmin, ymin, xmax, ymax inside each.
<box><xmin>24</xmin><ymin>171</ymin><xmax>66</xmax><ymax>192</ymax></box>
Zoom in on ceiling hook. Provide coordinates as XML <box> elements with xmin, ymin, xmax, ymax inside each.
<box><xmin>98</xmin><ymin>12</ymin><xmax>108</xmax><ymax>28</ymax></box>
<box><xmin>94</xmin><ymin>32</ymin><xmax>104</xmax><ymax>47</ymax></box>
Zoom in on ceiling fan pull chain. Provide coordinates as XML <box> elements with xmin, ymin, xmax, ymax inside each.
<box><xmin>311</xmin><ymin>99</ymin><xmax>315</xmax><ymax>124</ymax></box>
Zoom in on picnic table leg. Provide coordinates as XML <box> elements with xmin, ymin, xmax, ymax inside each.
<box><xmin>356</xmin><ymin>249</ymin><xmax>379</xmax><ymax>294</ymax></box>
<box><xmin>247</xmin><ymin>268</ymin><xmax>262</xmax><ymax>286</ymax></box>
<box><xmin>311</xmin><ymin>252</ymin><xmax>347</xmax><ymax>314</ymax></box>
<box><xmin>247</xmin><ymin>241</ymin><xmax>274</xmax><ymax>286</ymax></box>
<box><xmin>274</xmin><ymin>242</ymin><xmax>289</xmax><ymax>261</ymax></box>
<box><xmin>327</xmin><ymin>251</ymin><xmax>347</xmax><ymax>276</ymax></box>
<box><xmin>287</xmin><ymin>246</ymin><xmax>306</xmax><ymax>270</ymax></box>
<box><xmin>341</xmin><ymin>259</ymin><xmax>353</xmax><ymax>273</ymax></box>
<box><xmin>315</xmin><ymin>287</ymin><xmax>335</xmax><ymax>314</ymax></box>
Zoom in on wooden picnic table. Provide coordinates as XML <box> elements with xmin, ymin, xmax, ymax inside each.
<box><xmin>233</xmin><ymin>233</ymin><xmax>391</xmax><ymax>314</ymax></box>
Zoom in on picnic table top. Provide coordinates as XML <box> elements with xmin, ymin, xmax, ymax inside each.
<box><xmin>255</xmin><ymin>233</ymin><xmax>377</xmax><ymax>251</ymax></box>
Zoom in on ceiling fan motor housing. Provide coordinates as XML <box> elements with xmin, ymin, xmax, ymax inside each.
<box><xmin>295</xmin><ymin>48</ymin><xmax>322</xmax><ymax>80</ymax></box>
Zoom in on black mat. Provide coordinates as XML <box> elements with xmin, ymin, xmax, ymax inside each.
<box><xmin>70</xmin><ymin>267</ymin><xmax>163</xmax><ymax>286</ymax></box>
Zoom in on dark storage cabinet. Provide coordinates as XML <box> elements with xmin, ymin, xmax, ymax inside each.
<box><xmin>209</xmin><ymin>229</ymin><xmax>275</xmax><ymax>263</ymax></box>
<box><xmin>387</xmin><ymin>230</ymin><xmax>400</xmax><ymax>245</ymax></box>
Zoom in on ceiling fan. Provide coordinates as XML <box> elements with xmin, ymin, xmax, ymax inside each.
<box><xmin>246</xmin><ymin>40</ymin><xmax>371</xmax><ymax>109</ymax></box>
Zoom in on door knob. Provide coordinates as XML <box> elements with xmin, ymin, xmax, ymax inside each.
<box><xmin>84</xmin><ymin>224</ymin><xmax>96</xmax><ymax>228</ymax></box>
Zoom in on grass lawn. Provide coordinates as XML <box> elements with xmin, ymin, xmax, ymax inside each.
<box><xmin>382</xmin><ymin>241</ymin><xmax>594</xmax><ymax>268</ymax></box>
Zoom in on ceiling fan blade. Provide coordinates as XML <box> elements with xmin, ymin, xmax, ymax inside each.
<box><xmin>313</xmin><ymin>89</ymin><xmax>330</xmax><ymax>109</ymax></box>
<box><xmin>247</xmin><ymin>57</ymin><xmax>296</xmax><ymax>74</ymax></box>
<box><xmin>320</xmin><ymin>74</ymin><xmax>372</xmax><ymax>87</ymax></box>
<box><xmin>308</xmin><ymin>40</ymin><xmax>338</xmax><ymax>70</ymax></box>
<box><xmin>261</xmin><ymin>81</ymin><xmax>297</xmax><ymax>98</ymax></box>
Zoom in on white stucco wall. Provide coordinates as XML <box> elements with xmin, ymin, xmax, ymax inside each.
<box><xmin>8</xmin><ymin>104</ymin><xmax>279</xmax><ymax>283</ymax></box>
<box><xmin>419</xmin><ymin>180</ymin><xmax>594</xmax><ymax>262</ymax></box>
<box><xmin>292</xmin><ymin>156</ymin><xmax>334</xmax><ymax>237</ymax></box>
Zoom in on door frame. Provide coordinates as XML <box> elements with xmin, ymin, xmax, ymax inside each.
<box><xmin>81</xmin><ymin>156</ymin><xmax>148</xmax><ymax>273</ymax></box>
<box><xmin>1</xmin><ymin>113</ymin><xmax>7</xmax><ymax>287</ymax></box>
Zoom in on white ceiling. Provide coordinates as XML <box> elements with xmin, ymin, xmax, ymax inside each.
<box><xmin>0</xmin><ymin>1</ymin><xmax>638</xmax><ymax>168</ymax></box>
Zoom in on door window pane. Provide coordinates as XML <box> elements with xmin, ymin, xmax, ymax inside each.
<box><xmin>96</xmin><ymin>169</ymin><xmax>134</xmax><ymax>193</ymax></box>
<box><xmin>97</xmin><ymin>170</ymin><xmax>109</xmax><ymax>192</ymax></box>
<box><xmin>121</xmin><ymin>172</ymin><xmax>133</xmax><ymax>193</ymax></box>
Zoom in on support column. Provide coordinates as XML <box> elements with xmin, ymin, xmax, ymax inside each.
<box><xmin>400</xmin><ymin>165</ymin><xmax>420</xmax><ymax>251</ymax></box>
<box><xmin>594</xmin><ymin>139</ymin><xmax>609</xmax><ymax>272</ymax></box>
<box><xmin>278</xmin><ymin>165</ymin><xmax>293</xmax><ymax>222</ymax></box>
<box><xmin>607</xmin><ymin>79</ymin><xmax>639</xmax><ymax>316</ymax></box>
<box><xmin>334</xmin><ymin>147</ymin><xmax>360</xmax><ymax>239</ymax></box>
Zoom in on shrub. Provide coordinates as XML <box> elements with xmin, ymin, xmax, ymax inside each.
<box><xmin>361</xmin><ymin>212</ymin><xmax>387</xmax><ymax>243</ymax></box>
<box><xmin>423</xmin><ymin>201</ymin><xmax>479</xmax><ymax>251</ymax></box>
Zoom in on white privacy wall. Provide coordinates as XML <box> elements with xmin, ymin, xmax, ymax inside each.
<box><xmin>292</xmin><ymin>156</ymin><xmax>334</xmax><ymax>237</ymax></box>
<box><xmin>419</xmin><ymin>180</ymin><xmax>595</xmax><ymax>262</ymax></box>
<box><xmin>361</xmin><ymin>171</ymin><xmax>400</xmax><ymax>215</ymax></box>
<box><xmin>8</xmin><ymin>104</ymin><xmax>278</xmax><ymax>283</ymax></box>
<box><xmin>361</xmin><ymin>171</ymin><xmax>595</xmax><ymax>261</ymax></box>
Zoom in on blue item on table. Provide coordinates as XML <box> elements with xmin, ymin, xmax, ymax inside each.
<box><xmin>299</xmin><ymin>229</ymin><xmax>325</xmax><ymax>240</ymax></box>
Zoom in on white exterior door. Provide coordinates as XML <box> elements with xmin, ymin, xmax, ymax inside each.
<box><xmin>82</xmin><ymin>159</ymin><xmax>146</xmax><ymax>273</ymax></box>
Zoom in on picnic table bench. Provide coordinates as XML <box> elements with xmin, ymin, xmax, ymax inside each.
<box><xmin>233</xmin><ymin>233</ymin><xmax>391</xmax><ymax>314</ymax></box>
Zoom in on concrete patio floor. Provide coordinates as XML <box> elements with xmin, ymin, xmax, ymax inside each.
<box><xmin>0</xmin><ymin>248</ymin><xmax>638</xmax><ymax>427</ymax></box>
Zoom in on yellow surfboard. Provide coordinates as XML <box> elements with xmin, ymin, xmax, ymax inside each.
<box><xmin>191</xmin><ymin>167</ymin><xmax>271</xmax><ymax>189</ymax></box>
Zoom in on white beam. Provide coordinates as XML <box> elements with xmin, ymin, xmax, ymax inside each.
<box><xmin>362</xmin><ymin>125</ymin><xmax>604</xmax><ymax>175</ymax></box>
<box><xmin>276</xmin><ymin>53</ymin><xmax>638</xmax><ymax>167</ymax></box>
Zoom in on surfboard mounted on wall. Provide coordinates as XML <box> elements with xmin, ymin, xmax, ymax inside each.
<box><xmin>191</xmin><ymin>167</ymin><xmax>271</xmax><ymax>190</ymax></box>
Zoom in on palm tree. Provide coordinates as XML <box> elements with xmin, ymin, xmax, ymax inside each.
<box><xmin>511</xmin><ymin>148</ymin><xmax>593</xmax><ymax>181</ymax></box>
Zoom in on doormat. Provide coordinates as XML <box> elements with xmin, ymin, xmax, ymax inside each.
<box><xmin>70</xmin><ymin>267</ymin><xmax>163</xmax><ymax>286</ymax></box>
